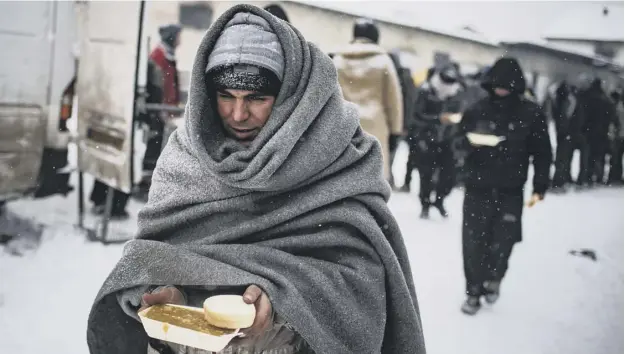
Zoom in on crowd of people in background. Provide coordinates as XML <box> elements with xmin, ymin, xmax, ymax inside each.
<box><xmin>331</xmin><ymin>18</ymin><xmax>623</xmax><ymax>315</ymax></box>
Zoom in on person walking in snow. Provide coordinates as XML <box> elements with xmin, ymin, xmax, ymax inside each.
<box><xmin>549</xmin><ymin>81</ymin><xmax>589</xmax><ymax>192</ymax></box>
<box><xmin>402</xmin><ymin>64</ymin><xmax>463</xmax><ymax>219</ymax></box>
<box><xmin>333</xmin><ymin>18</ymin><xmax>404</xmax><ymax>183</ymax></box>
<box><xmin>388</xmin><ymin>49</ymin><xmax>416</xmax><ymax>189</ymax></box>
<box><xmin>134</xmin><ymin>24</ymin><xmax>182</xmax><ymax>201</ymax></box>
<box><xmin>458</xmin><ymin>57</ymin><xmax>552</xmax><ymax>315</ymax></box>
<box><xmin>86</xmin><ymin>5</ymin><xmax>425</xmax><ymax>354</ymax></box>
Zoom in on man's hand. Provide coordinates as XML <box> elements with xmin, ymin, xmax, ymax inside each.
<box><xmin>239</xmin><ymin>285</ymin><xmax>273</xmax><ymax>337</ymax></box>
<box><xmin>138</xmin><ymin>286</ymin><xmax>185</xmax><ymax>312</ymax></box>
<box><xmin>526</xmin><ymin>193</ymin><xmax>544</xmax><ymax>208</ymax></box>
<box><xmin>440</xmin><ymin>113</ymin><xmax>453</xmax><ymax>124</ymax></box>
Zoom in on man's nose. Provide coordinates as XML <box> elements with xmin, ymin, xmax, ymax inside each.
<box><xmin>231</xmin><ymin>99</ymin><xmax>249</xmax><ymax>122</ymax></box>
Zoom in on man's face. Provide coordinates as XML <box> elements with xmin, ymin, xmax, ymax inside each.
<box><xmin>216</xmin><ymin>89</ymin><xmax>276</xmax><ymax>145</ymax></box>
<box><xmin>494</xmin><ymin>87</ymin><xmax>511</xmax><ymax>97</ymax></box>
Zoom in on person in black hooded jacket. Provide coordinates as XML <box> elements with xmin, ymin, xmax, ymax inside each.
<box><xmin>457</xmin><ymin>57</ymin><xmax>552</xmax><ymax>315</ymax></box>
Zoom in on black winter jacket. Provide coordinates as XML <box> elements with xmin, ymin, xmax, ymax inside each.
<box><xmin>409</xmin><ymin>83</ymin><xmax>463</xmax><ymax>143</ymax></box>
<box><xmin>459</xmin><ymin>58</ymin><xmax>553</xmax><ymax>195</ymax></box>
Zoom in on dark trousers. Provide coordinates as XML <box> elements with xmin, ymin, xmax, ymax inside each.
<box><xmin>586</xmin><ymin>137</ymin><xmax>609</xmax><ymax>185</ymax></box>
<box><xmin>552</xmin><ymin>135</ymin><xmax>590</xmax><ymax>188</ymax></box>
<box><xmin>142</xmin><ymin>116</ymin><xmax>165</xmax><ymax>173</ymax></box>
<box><xmin>463</xmin><ymin>188</ymin><xmax>523</xmax><ymax>296</ymax></box>
<box><xmin>389</xmin><ymin>137</ymin><xmax>400</xmax><ymax>186</ymax></box>
<box><xmin>608</xmin><ymin>137</ymin><xmax>624</xmax><ymax>183</ymax></box>
<box><xmin>404</xmin><ymin>137</ymin><xmax>419</xmax><ymax>187</ymax></box>
<box><xmin>90</xmin><ymin>180</ymin><xmax>129</xmax><ymax>213</ymax></box>
<box><xmin>414</xmin><ymin>141</ymin><xmax>454</xmax><ymax>206</ymax></box>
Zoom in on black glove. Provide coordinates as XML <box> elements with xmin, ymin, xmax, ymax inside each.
<box><xmin>389</xmin><ymin>134</ymin><xmax>401</xmax><ymax>154</ymax></box>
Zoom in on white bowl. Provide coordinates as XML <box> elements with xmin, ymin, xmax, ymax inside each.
<box><xmin>139</xmin><ymin>304</ymin><xmax>240</xmax><ymax>352</ymax></box>
<box><xmin>448</xmin><ymin>113</ymin><xmax>463</xmax><ymax>124</ymax></box>
<box><xmin>466</xmin><ymin>132</ymin><xmax>506</xmax><ymax>147</ymax></box>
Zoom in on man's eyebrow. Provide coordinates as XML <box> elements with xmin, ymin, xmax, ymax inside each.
<box><xmin>245</xmin><ymin>92</ymin><xmax>268</xmax><ymax>98</ymax></box>
<box><xmin>217</xmin><ymin>89</ymin><xmax>234</xmax><ymax>96</ymax></box>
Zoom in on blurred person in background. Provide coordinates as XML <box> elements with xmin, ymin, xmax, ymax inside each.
<box><xmin>451</xmin><ymin>66</ymin><xmax>489</xmax><ymax>187</ymax></box>
<box><xmin>579</xmin><ymin>78</ymin><xmax>617</xmax><ymax>187</ymax></box>
<box><xmin>402</xmin><ymin>67</ymin><xmax>436</xmax><ymax>193</ymax></box>
<box><xmin>333</xmin><ymin>18</ymin><xmax>404</xmax><ymax>183</ymax></box>
<box><xmin>457</xmin><ymin>57</ymin><xmax>552</xmax><ymax>315</ymax></box>
<box><xmin>402</xmin><ymin>64</ymin><xmax>463</xmax><ymax>219</ymax></box>
<box><xmin>550</xmin><ymin>81</ymin><xmax>588</xmax><ymax>192</ymax></box>
<box><xmin>133</xmin><ymin>23</ymin><xmax>182</xmax><ymax>201</ymax></box>
<box><xmin>388</xmin><ymin>49</ymin><xmax>415</xmax><ymax>189</ymax></box>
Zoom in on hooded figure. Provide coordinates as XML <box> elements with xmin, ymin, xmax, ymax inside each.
<box><xmin>332</xmin><ymin>18</ymin><xmax>404</xmax><ymax>182</ymax></box>
<box><xmin>86</xmin><ymin>5</ymin><xmax>424</xmax><ymax>354</ymax></box>
<box><xmin>457</xmin><ymin>57</ymin><xmax>552</xmax><ymax>315</ymax></box>
<box><xmin>402</xmin><ymin>64</ymin><xmax>463</xmax><ymax>218</ymax></box>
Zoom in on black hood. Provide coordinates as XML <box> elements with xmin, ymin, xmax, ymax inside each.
<box><xmin>481</xmin><ymin>57</ymin><xmax>526</xmax><ymax>95</ymax></box>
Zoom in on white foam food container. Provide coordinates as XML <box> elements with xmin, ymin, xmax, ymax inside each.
<box><xmin>448</xmin><ymin>113</ymin><xmax>463</xmax><ymax>124</ymax></box>
<box><xmin>139</xmin><ymin>304</ymin><xmax>241</xmax><ymax>352</ymax></box>
<box><xmin>466</xmin><ymin>132</ymin><xmax>506</xmax><ymax>147</ymax></box>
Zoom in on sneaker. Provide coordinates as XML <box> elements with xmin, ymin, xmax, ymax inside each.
<box><xmin>461</xmin><ymin>296</ymin><xmax>481</xmax><ymax>315</ymax></box>
<box><xmin>550</xmin><ymin>186</ymin><xmax>567</xmax><ymax>194</ymax></box>
<box><xmin>484</xmin><ymin>280</ymin><xmax>501</xmax><ymax>304</ymax></box>
<box><xmin>433</xmin><ymin>200</ymin><xmax>448</xmax><ymax>218</ymax></box>
<box><xmin>398</xmin><ymin>184</ymin><xmax>411</xmax><ymax>193</ymax></box>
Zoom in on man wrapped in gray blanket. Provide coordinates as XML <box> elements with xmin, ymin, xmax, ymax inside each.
<box><xmin>86</xmin><ymin>4</ymin><xmax>426</xmax><ymax>354</ymax></box>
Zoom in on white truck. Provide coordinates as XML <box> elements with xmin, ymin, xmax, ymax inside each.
<box><xmin>0</xmin><ymin>1</ymin><xmax>179</xmax><ymax>205</ymax></box>
<box><xmin>0</xmin><ymin>1</ymin><xmax>78</xmax><ymax>202</ymax></box>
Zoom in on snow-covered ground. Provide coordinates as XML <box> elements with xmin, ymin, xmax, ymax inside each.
<box><xmin>1</xmin><ymin>142</ymin><xmax>623</xmax><ymax>354</ymax></box>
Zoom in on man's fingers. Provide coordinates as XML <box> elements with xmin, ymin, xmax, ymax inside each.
<box><xmin>140</xmin><ymin>287</ymin><xmax>183</xmax><ymax>309</ymax></box>
<box><xmin>242</xmin><ymin>285</ymin><xmax>262</xmax><ymax>304</ymax></box>
<box><xmin>245</xmin><ymin>291</ymin><xmax>272</xmax><ymax>336</ymax></box>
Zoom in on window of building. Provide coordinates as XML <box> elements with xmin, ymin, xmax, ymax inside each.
<box><xmin>179</xmin><ymin>2</ymin><xmax>213</xmax><ymax>30</ymax></box>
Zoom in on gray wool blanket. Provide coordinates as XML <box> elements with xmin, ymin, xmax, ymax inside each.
<box><xmin>87</xmin><ymin>4</ymin><xmax>425</xmax><ymax>354</ymax></box>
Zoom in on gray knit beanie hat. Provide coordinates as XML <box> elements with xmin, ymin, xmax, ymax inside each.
<box><xmin>206</xmin><ymin>12</ymin><xmax>284</xmax><ymax>81</ymax></box>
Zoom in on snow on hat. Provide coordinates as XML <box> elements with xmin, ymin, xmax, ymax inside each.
<box><xmin>206</xmin><ymin>12</ymin><xmax>284</xmax><ymax>81</ymax></box>
<box><xmin>208</xmin><ymin>64</ymin><xmax>282</xmax><ymax>96</ymax></box>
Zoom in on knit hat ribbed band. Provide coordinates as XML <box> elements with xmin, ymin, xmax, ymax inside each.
<box><xmin>206</xmin><ymin>12</ymin><xmax>284</xmax><ymax>81</ymax></box>
<box><xmin>208</xmin><ymin>64</ymin><xmax>282</xmax><ymax>96</ymax></box>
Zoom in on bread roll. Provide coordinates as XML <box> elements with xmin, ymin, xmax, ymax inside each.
<box><xmin>203</xmin><ymin>295</ymin><xmax>256</xmax><ymax>329</ymax></box>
